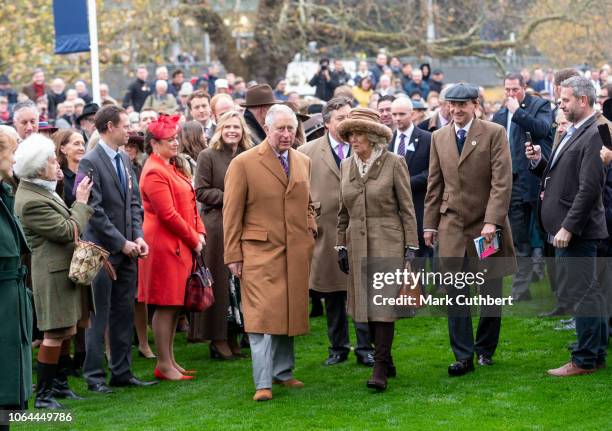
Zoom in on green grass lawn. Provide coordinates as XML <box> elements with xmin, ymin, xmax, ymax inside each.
<box><xmin>17</xmin><ymin>280</ymin><xmax>610</xmax><ymax>431</ymax></box>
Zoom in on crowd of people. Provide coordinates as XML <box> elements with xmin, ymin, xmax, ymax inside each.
<box><xmin>0</xmin><ymin>52</ymin><xmax>611</xmax><ymax>413</ymax></box>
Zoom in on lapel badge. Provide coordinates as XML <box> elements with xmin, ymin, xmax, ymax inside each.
<box><xmin>521</xmin><ymin>103</ymin><xmax>526</xmax><ymax>108</ymax></box>
<box><xmin>471</xmin><ymin>140</ymin><xmax>477</xmax><ymax>146</ymax></box>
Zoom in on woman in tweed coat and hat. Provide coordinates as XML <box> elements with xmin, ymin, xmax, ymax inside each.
<box><xmin>335</xmin><ymin>107</ymin><xmax>419</xmax><ymax>392</ymax></box>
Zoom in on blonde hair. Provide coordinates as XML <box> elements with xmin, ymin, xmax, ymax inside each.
<box><xmin>0</xmin><ymin>130</ymin><xmax>18</xmax><ymax>179</ymax></box>
<box><xmin>209</xmin><ymin>110</ymin><xmax>253</xmax><ymax>152</ymax></box>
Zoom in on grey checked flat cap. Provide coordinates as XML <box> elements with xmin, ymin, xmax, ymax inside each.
<box><xmin>444</xmin><ymin>83</ymin><xmax>479</xmax><ymax>101</ymax></box>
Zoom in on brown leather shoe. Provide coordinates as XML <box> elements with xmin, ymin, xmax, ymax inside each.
<box><xmin>547</xmin><ymin>361</ymin><xmax>597</xmax><ymax>377</ymax></box>
<box><xmin>272</xmin><ymin>378</ymin><xmax>304</xmax><ymax>388</ymax></box>
<box><xmin>253</xmin><ymin>389</ymin><xmax>272</xmax><ymax>401</ymax></box>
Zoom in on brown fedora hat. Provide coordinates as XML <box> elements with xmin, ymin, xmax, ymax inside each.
<box><xmin>240</xmin><ymin>84</ymin><xmax>281</xmax><ymax>107</ymax></box>
<box><xmin>336</xmin><ymin>107</ymin><xmax>392</xmax><ymax>142</ymax></box>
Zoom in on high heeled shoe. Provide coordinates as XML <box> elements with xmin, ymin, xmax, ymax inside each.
<box><xmin>138</xmin><ymin>349</ymin><xmax>157</xmax><ymax>359</ymax></box>
<box><xmin>154</xmin><ymin>368</ymin><xmax>194</xmax><ymax>381</ymax></box>
<box><xmin>209</xmin><ymin>343</ymin><xmax>235</xmax><ymax>360</ymax></box>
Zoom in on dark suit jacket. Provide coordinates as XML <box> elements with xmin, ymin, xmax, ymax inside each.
<box><xmin>78</xmin><ymin>144</ymin><xmax>144</xmax><ymax>263</ymax></box>
<box><xmin>387</xmin><ymin>126</ymin><xmax>431</xmax><ymax>244</ymax></box>
<box><xmin>418</xmin><ymin>112</ymin><xmax>445</xmax><ymax>133</ymax></box>
<box><xmin>530</xmin><ymin>115</ymin><xmax>607</xmax><ymax>240</ymax></box>
<box><xmin>492</xmin><ymin>94</ymin><xmax>553</xmax><ymax>202</ymax></box>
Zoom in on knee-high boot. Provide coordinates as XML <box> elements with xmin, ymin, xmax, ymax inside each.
<box><xmin>367</xmin><ymin>321</ymin><xmax>394</xmax><ymax>391</ymax></box>
<box><xmin>35</xmin><ymin>362</ymin><xmax>64</xmax><ymax>409</ymax></box>
<box><xmin>52</xmin><ymin>355</ymin><xmax>84</xmax><ymax>400</ymax></box>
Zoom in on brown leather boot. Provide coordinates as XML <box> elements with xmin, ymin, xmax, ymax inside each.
<box><xmin>366</xmin><ymin>362</ymin><xmax>388</xmax><ymax>391</ymax></box>
<box><xmin>366</xmin><ymin>322</ymin><xmax>394</xmax><ymax>391</ymax></box>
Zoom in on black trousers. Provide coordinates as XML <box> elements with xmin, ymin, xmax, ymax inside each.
<box><xmin>508</xmin><ymin>188</ymin><xmax>535</xmax><ymax>299</ymax></box>
<box><xmin>322</xmin><ymin>291</ymin><xmax>373</xmax><ymax>358</ymax></box>
<box><xmin>447</xmin><ymin>278</ymin><xmax>503</xmax><ymax>361</ymax></box>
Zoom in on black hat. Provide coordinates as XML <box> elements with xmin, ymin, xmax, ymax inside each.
<box><xmin>0</xmin><ymin>75</ymin><xmax>9</xmax><ymax>85</ymax></box>
<box><xmin>444</xmin><ymin>83</ymin><xmax>479</xmax><ymax>102</ymax></box>
<box><xmin>76</xmin><ymin>102</ymin><xmax>99</xmax><ymax>124</ymax></box>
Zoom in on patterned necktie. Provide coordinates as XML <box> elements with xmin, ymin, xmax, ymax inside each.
<box><xmin>278</xmin><ymin>154</ymin><xmax>289</xmax><ymax>177</ymax></box>
<box><xmin>114</xmin><ymin>153</ymin><xmax>126</xmax><ymax>191</ymax></box>
<box><xmin>456</xmin><ymin>129</ymin><xmax>467</xmax><ymax>154</ymax></box>
<box><xmin>337</xmin><ymin>143</ymin><xmax>345</xmax><ymax>160</ymax></box>
<box><xmin>397</xmin><ymin>133</ymin><xmax>406</xmax><ymax>156</ymax></box>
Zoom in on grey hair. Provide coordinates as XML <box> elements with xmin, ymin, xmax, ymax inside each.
<box><xmin>155</xmin><ymin>80</ymin><xmax>168</xmax><ymax>90</ymax></box>
<box><xmin>439</xmin><ymin>84</ymin><xmax>454</xmax><ymax>102</ymax></box>
<box><xmin>264</xmin><ymin>104</ymin><xmax>297</xmax><ymax>129</ymax></box>
<box><xmin>0</xmin><ymin>125</ymin><xmax>19</xmax><ymax>142</ymax></box>
<box><xmin>322</xmin><ymin>96</ymin><xmax>352</xmax><ymax>124</ymax></box>
<box><xmin>366</xmin><ymin>132</ymin><xmax>388</xmax><ymax>149</ymax></box>
<box><xmin>561</xmin><ymin>76</ymin><xmax>596</xmax><ymax>107</ymax></box>
<box><xmin>13</xmin><ymin>133</ymin><xmax>56</xmax><ymax>179</ymax></box>
<box><xmin>13</xmin><ymin>100</ymin><xmax>39</xmax><ymax>121</ymax></box>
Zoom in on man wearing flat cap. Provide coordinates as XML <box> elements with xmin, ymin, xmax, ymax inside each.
<box><xmin>424</xmin><ymin>83</ymin><xmax>516</xmax><ymax>376</ymax></box>
<box><xmin>241</xmin><ymin>84</ymin><xmax>280</xmax><ymax>146</ymax></box>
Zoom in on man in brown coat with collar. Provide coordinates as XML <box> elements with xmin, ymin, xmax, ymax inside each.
<box><xmin>424</xmin><ymin>83</ymin><xmax>517</xmax><ymax>376</ymax></box>
<box><xmin>298</xmin><ymin>97</ymin><xmax>374</xmax><ymax>367</ymax></box>
<box><xmin>224</xmin><ymin>104</ymin><xmax>317</xmax><ymax>401</ymax></box>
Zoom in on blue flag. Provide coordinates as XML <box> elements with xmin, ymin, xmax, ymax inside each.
<box><xmin>53</xmin><ymin>0</ymin><xmax>90</xmax><ymax>54</ymax></box>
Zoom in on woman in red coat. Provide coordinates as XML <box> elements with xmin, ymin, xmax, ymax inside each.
<box><xmin>138</xmin><ymin>114</ymin><xmax>205</xmax><ymax>381</ymax></box>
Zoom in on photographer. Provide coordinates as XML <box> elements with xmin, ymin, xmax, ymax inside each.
<box><xmin>309</xmin><ymin>58</ymin><xmax>337</xmax><ymax>102</ymax></box>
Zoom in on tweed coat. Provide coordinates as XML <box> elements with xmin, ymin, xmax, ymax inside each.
<box><xmin>0</xmin><ymin>182</ymin><xmax>32</xmax><ymax>406</ymax></box>
<box><xmin>298</xmin><ymin>134</ymin><xmax>349</xmax><ymax>293</ymax></box>
<box><xmin>14</xmin><ymin>180</ymin><xmax>94</xmax><ymax>331</ymax></box>
<box><xmin>424</xmin><ymin>118</ymin><xmax>517</xmax><ymax>278</ymax></box>
<box><xmin>223</xmin><ymin>140</ymin><xmax>317</xmax><ymax>336</ymax></box>
<box><xmin>337</xmin><ymin>150</ymin><xmax>419</xmax><ymax>323</ymax></box>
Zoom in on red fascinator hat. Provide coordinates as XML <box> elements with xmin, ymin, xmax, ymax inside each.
<box><xmin>148</xmin><ymin>114</ymin><xmax>181</xmax><ymax>140</ymax></box>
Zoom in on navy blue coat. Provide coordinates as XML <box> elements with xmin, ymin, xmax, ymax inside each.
<box><xmin>492</xmin><ymin>94</ymin><xmax>553</xmax><ymax>202</ymax></box>
<box><xmin>387</xmin><ymin>126</ymin><xmax>432</xmax><ymax>245</ymax></box>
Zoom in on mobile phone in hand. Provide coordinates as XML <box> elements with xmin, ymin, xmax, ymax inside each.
<box><xmin>525</xmin><ymin>132</ymin><xmax>533</xmax><ymax>148</ymax></box>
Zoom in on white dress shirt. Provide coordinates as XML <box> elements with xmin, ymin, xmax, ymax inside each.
<box><xmin>329</xmin><ymin>134</ymin><xmax>349</xmax><ymax>160</ymax></box>
<box><xmin>393</xmin><ymin>124</ymin><xmax>415</xmax><ymax>154</ymax></box>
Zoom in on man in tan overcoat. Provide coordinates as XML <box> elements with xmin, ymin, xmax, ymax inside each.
<box><xmin>424</xmin><ymin>83</ymin><xmax>517</xmax><ymax>377</ymax></box>
<box><xmin>224</xmin><ymin>104</ymin><xmax>317</xmax><ymax>402</ymax></box>
<box><xmin>298</xmin><ymin>97</ymin><xmax>374</xmax><ymax>367</ymax></box>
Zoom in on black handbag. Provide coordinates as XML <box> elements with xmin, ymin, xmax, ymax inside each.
<box><xmin>227</xmin><ymin>275</ymin><xmax>244</xmax><ymax>328</ymax></box>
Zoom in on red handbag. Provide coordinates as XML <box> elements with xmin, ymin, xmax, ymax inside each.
<box><xmin>184</xmin><ymin>253</ymin><xmax>215</xmax><ymax>312</ymax></box>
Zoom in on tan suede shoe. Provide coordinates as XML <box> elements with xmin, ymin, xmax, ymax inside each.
<box><xmin>547</xmin><ymin>361</ymin><xmax>597</xmax><ymax>377</ymax></box>
<box><xmin>253</xmin><ymin>389</ymin><xmax>273</xmax><ymax>401</ymax></box>
<box><xmin>272</xmin><ymin>378</ymin><xmax>304</xmax><ymax>388</ymax></box>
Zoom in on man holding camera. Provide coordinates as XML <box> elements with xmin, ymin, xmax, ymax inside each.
<box><xmin>492</xmin><ymin>72</ymin><xmax>553</xmax><ymax>303</ymax></box>
<box><xmin>309</xmin><ymin>58</ymin><xmax>337</xmax><ymax>102</ymax></box>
